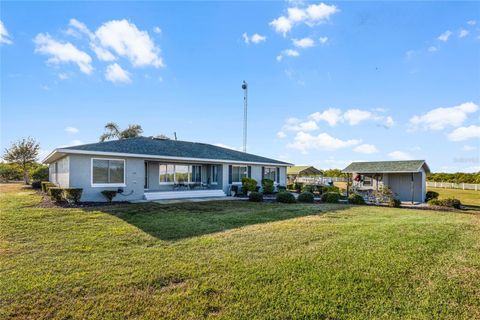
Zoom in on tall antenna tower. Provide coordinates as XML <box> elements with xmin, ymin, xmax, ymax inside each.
<box><xmin>241</xmin><ymin>80</ymin><xmax>248</xmax><ymax>153</ymax></box>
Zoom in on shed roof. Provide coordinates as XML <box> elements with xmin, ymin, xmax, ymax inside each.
<box><xmin>287</xmin><ymin>166</ymin><xmax>322</xmax><ymax>175</ymax></box>
<box><xmin>43</xmin><ymin>137</ymin><xmax>291</xmax><ymax>166</ymax></box>
<box><xmin>342</xmin><ymin>160</ymin><xmax>430</xmax><ymax>174</ymax></box>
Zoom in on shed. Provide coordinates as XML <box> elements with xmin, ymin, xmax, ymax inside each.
<box><xmin>287</xmin><ymin>166</ymin><xmax>322</xmax><ymax>183</ymax></box>
<box><xmin>342</xmin><ymin>160</ymin><xmax>431</xmax><ymax>203</ymax></box>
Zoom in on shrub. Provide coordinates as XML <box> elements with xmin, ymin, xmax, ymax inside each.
<box><xmin>101</xmin><ymin>190</ymin><xmax>118</xmax><ymax>203</ymax></box>
<box><xmin>428</xmin><ymin>198</ymin><xmax>461</xmax><ymax>209</ymax></box>
<box><xmin>43</xmin><ymin>182</ymin><xmax>56</xmax><ymax>193</ymax></box>
<box><xmin>293</xmin><ymin>182</ymin><xmax>303</xmax><ymax>192</ymax></box>
<box><xmin>301</xmin><ymin>185</ymin><xmax>315</xmax><ymax>193</ymax></box>
<box><xmin>277</xmin><ymin>185</ymin><xmax>287</xmax><ymax>193</ymax></box>
<box><xmin>31</xmin><ymin>166</ymin><xmax>49</xmax><ymax>181</ymax></box>
<box><xmin>322</xmin><ymin>185</ymin><xmax>340</xmax><ymax>194</ymax></box>
<box><xmin>262</xmin><ymin>179</ymin><xmax>274</xmax><ymax>194</ymax></box>
<box><xmin>230</xmin><ymin>185</ymin><xmax>239</xmax><ymax>196</ymax></box>
<box><xmin>348</xmin><ymin>194</ymin><xmax>365</xmax><ymax>205</ymax></box>
<box><xmin>297</xmin><ymin>192</ymin><xmax>314</xmax><ymax>203</ymax></box>
<box><xmin>48</xmin><ymin>187</ymin><xmax>64</xmax><ymax>202</ymax></box>
<box><xmin>248</xmin><ymin>191</ymin><xmax>263</xmax><ymax>202</ymax></box>
<box><xmin>63</xmin><ymin>188</ymin><xmax>83</xmax><ymax>203</ymax></box>
<box><xmin>276</xmin><ymin>192</ymin><xmax>296</xmax><ymax>203</ymax></box>
<box><xmin>425</xmin><ymin>191</ymin><xmax>439</xmax><ymax>202</ymax></box>
<box><xmin>31</xmin><ymin>181</ymin><xmax>42</xmax><ymax>189</ymax></box>
<box><xmin>388</xmin><ymin>199</ymin><xmax>401</xmax><ymax>208</ymax></box>
<box><xmin>287</xmin><ymin>183</ymin><xmax>294</xmax><ymax>191</ymax></box>
<box><xmin>242</xmin><ymin>177</ymin><xmax>258</xmax><ymax>194</ymax></box>
<box><xmin>321</xmin><ymin>192</ymin><xmax>340</xmax><ymax>203</ymax></box>
<box><xmin>0</xmin><ymin>163</ymin><xmax>23</xmax><ymax>182</ymax></box>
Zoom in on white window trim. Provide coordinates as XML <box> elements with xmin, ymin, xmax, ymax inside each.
<box><xmin>91</xmin><ymin>158</ymin><xmax>126</xmax><ymax>188</ymax></box>
<box><xmin>158</xmin><ymin>164</ymin><xmax>202</xmax><ymax>184</ymax></box>
<box><xmin>264</xmin><ymin>166</ymin><xmax>278</xmax><ymax>184</ymax></box>
<box><xmin>231</xmin><ymin>165</ymin><xmax>248</xmax><ymax>184</ymax></box>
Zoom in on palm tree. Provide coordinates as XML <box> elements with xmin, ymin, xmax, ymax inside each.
<box><xmin>99</xmin><ymin>122</ymin><xmax>143</xmax><ymax>142</ymax></box>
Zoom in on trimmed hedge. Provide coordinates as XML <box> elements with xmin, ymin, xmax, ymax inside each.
<box><xmin>428</xmin><ymin>198</ymin><xmax>461</xmax><ymax>209</ymax></box>
<box><xmin>262</xmin><ymin>179</ymin><xmax>274</xmax><ymax>194</ymax></box>
<box><xmin>348</xmin><ymin>194</ymin><xmax>365</xmax><ymax>205</ymax></box>
<box><xmin>277</xmin><ymin>185</ymin><xmax>287</xmax><ymax>193</ymax></box>
<box><xmin>101</xmin><ymin>190</ymin><xmax>118</xmax><ymax>203</ymax></box>
<box><xmin>276</xmin><ymin>192</ymin><xmax>296</xmax><ymax>203</ymax></box>
<box><xmin>388</xmin><ymin>199</ymin><xmax>401</xmax><ymax>208</ymax></box>
<box><xmin>48</xmin><ymin>187</ymin><xmax>63</xmax><ymax>202</ymax></box>
<box><xmin>297</xmin><ymin>192</ymin><xmax>314</xmax><ymax>203</ymax></box>
<box><xmin>242</xmin><ymin>177</ymin><xmax>258</xmax><ymax>195</ymax></box>
<box><xmin>293</xmin><ymin>182</ymin><xmax>303</xmax><ymax>192</ymax></box>
<box><xmin>248</xmin><ymin>191</ymin><xmax>263</xmax><ymax>202</ymax></box>
<box><xmin>31</xmin><ymin>181</ymin><xmax>42</xmax><ymax>190</ymax></box>
<box><xmin>425</xmin><ymin>191</ymin><xmax>439</xmax><ymax>202</ymax></box>
<box><xmin>322</xmin><ymin>185</ymin><xmax>340</xmax><ymax>194</ymax></box>
<box><xmin>63</xmin><ymin>188</ymin><xmax>83</xmax><ymax>203</ymax></box>
<box><xmin>301</xmin><ymin>185</ymin><xmax>315</xmax><ymax>193</ymax></box>
<box><xmin>321</xmin><ymin>192</ymin><xmax>340</xmax><ymax>203</ymax></box>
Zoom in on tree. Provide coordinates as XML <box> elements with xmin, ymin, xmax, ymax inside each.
<box><xmin>0</xmin><ymin>163</ymin><xmax>23</xmax><ymax>182</ymax></box>
<box><xmin>99</xmin><ymin>122</ymin><xmax>143</xmax><ymax>142</ymax></box>
<box><xmin>3</xmin><ymin>137</ymin><xmax>40</xmax><ymax>184</ymax></box>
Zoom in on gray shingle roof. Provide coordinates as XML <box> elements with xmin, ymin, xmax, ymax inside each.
<box><xmin>61</xmin><ymin>137</ymin><xmax>290</xmax><ymax>165</ymax></box>
<box><xmin>342</xmin><ymin>160</ymin><xmax>430</xmax><ymax>173</ymax></box>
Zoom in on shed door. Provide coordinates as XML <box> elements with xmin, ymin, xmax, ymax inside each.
<box><xmin>388</xmin><ymin>173</ymin><xmax>422</xmax><ymax>202</ymax></box>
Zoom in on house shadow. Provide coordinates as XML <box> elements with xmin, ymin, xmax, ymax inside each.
<box><xmin>90</xmin><ymin>201</ymin><xmax>351</xmax><ymax>241</ymax></box>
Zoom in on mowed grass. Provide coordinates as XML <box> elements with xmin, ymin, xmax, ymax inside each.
<box><xmin>428</xmin><ymin>187</ymin><xmax>480</xmax><ymax>207</ymax></box>
<box><xmin>1</xmin><ymin>184</ymin><xmax>480</xmax><ymax>319</ymax></box>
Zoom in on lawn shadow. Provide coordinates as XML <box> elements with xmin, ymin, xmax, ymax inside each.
<box><xmin>91</xmin><ymin>201</ymin><xmax>350</xmax><ymax>241</ymax></box>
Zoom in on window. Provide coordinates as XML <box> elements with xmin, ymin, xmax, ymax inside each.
<box><xmin>264</xmin><ymin>167</ymin><xmax>277</xmax><ymax>182</ymax></box>
<box><xmin>92</xmin><ymin>159</ymin><xmax>125</xmax><ymax>186</ymax></box>
<box><xmin>211</xmin><ymin>166</ymin><xmax>218</xmax><ymax>184</ymax></box>
<box><xmin>232</xmin><ymin>166</ymin><xmax>248</xmax><ymax>183</ymax></box>
<box><xmin>159</xmin><ymin>164</ymin><xmax>202</xmax><ymax>184</ymax></box>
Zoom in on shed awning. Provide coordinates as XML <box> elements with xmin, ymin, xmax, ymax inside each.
<box><xmin>342</xmin><ymin>160</ymin><xmax>430</xmax><ymax>174</ymax></box>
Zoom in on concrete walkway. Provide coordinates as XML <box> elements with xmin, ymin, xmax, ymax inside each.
<box><xmin>131</xmin><ymin>196</ymin><xmax>244</xmax><ymax>205</ymax></box>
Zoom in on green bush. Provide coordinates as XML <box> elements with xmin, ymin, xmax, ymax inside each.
<box><xmin>276</xmin><ymin>192</ymin><xmax>296</xmax><ymax>203</ymax></box>
<box><xmin>297</xmin><ymin>192</ymin><xmax>314</xmax><ymax>203</ymax></box>
<box><xmin>322</xmin><ymin>185</ymin><xmax>340</xmax><ymax>194</ymax></box>
<box><xmin>248</xmin><ymin>191</ymin><xmax>263</xmax><ymax>202</ymax></box>
<box><xmin>286</xmin><ymin>183</ymin><xmax>294</xmax><ymax>191</ymax></box>
<box><xmin>321</xmin><ymin>192</ymin><xmax>340</xmax><ymax>203</ymax></box>
<box><xmin>43</xmin><ymin>182</ymin><xmax>56</xmax><ymax>193</ymax></box>
<box><xmin>388</xmin><ymin>199</ymin><xmax>401</xmax><ymax>207</ymax></box>
<box><xmin>425</xmin><ymin>191</ymin><xmax>439</xmax><ymax>202</ymax></box>
<box><xmin>48</xmin><ymin>187</ymin><xmax>64</xmax><ymax>202</ymax></box>
<box><xmin>242</xmin><ymin>177</ymin><xmax>258</xmax><ymax>194</ymax></box>
<box><xmin>301</xmin><ymin>185</ymin><xmax>315</xmax><ymax>193</ymax></box>
<box><xmin>31</xmin><ymin>166</ymin><xmax>49</xmax><ymax>181</ymax></box>
<box><xmin>31</xmin><ymin>181</ymin><xmax>42</xmax><ymax>189</ymax></box>
<box><xmin>0</xmin><ymin>163</ymin><xmax>23</xmax><ymax>182</ymax></box>
<box><xmin>277</xmin><ymin>185</ymin><xmax>287</xmax><ymax>193</ymax></box>
<box><xmin>348</xmin><ymin>194</ymin><xmax>365</xmax><ymax>205</ymax></box>
<box><xmin>101</xmin><ymin>190</ymin><xmax>118</xmax><ymax>203</ymax></box>
<box><xmin>63</xmin><ymin>188</ymin><xmax>83</xmax><ymax>203</ymax></box>
<box><xmin>293</xmin><ymin>182</ymin><xmax>303</xmax><ymax>192</ymax></box>
<box><xmin>428</xmin><ymin>198</ymin><xmax>461</xmax><ymax>209</ymax></box>
<box><xmin>262</xmin><ymin>179</ymin><xmax>274</xmax><ymax>194</ymax></box>
<box><xmin>230</xmin><ymin>185</ymin><xmax>239</xmax><ymax>196</ymax></box>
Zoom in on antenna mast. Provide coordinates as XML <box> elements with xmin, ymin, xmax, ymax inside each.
<box><xmin>242</xmin><ymin>80</ymin><xmax>248</xmax><ymax>153</ymax></box>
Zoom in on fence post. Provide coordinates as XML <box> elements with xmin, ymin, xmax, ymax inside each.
<box><xmin>462</xmin><ymin>183</ymin><xmax>465</xmax><ymax>190</ymax></box>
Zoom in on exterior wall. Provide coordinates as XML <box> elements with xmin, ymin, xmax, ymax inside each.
<box><xmin>385</xmin><ymin>172</ymin><xmax>424</xmax><ymax>203</ymax></box>
<box><xmin>68</xmin><ymin>154</ymin><xmax>145</xmax><ymax>202</ymax></box>
<box><xmin>49</xmin><ymin>156</ymin><xmax>69</xmax><ymax>188</ymax></box>
<box><xmin>222</xmin><ymin>164</ymin><xmax>288</xmax><ymax>194</ymax></box>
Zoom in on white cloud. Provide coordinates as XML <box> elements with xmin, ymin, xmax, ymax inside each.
<box><xmin>0</xmin><ymin>20</ymin><xmax>13</xmax><ymax>44</ymax></box>
<box><xmin>354</xmin><ymin>144</ymin><xmax>378</xmax><ymax>154</ymax></box>
<box><xmin>243</xmin><ymin>32</ymin><xmax>266</xmax><ymax>44</ymax></box>
<box><xmin>409</xmin><ymin>102</ymin><xmax>478</xmax><ymax>130</ymax></box>
<box><xmin>58</xmin><ymin>73</ymin><xmax>69</xmax><ymax>80</ymax></box>
<box><xmin>309</xmin><ymin>108</ymin><xmax>342</xmax><ymax>126</ymax></box>
<box><xmin>34</xmin><ymin>33</ymin><xmax>93</xmax><ymax>74</ymax></box>
<box><xmin>458</xmin><ymin>29</ymin><xmax>469</xmax><ymax>38</ymax></box>
<box><xmin>282</xmin><ymin>117</ymin><xmax>319</xmax><ymax>131</ymax></box>
<box><xmin>438</xmin><ymin>30</ymin><xmax>453</xmax><ymax>42</ymax></box>
<box><xmin>105</xmin><ymin>63</ymin><xmax>131</xmax><ymax>83</ymax></box>
<box><xmin>405</xmin><ymin>50</ymin><xmax>415</xmax><ymax>58</ymax></box>
<box><xmin>276</xmin><ymin>55</ymin><xmax>283</xmax><ymax>62</ymax></box>
<box><xmin>95</xmin><ymin>19</ymin><xmax>164</xmax><ymax>67</ymax></box>
<box><xmin>388</xmin><ymin>151</ymin><xmax>413</xmax><ymax>160</ymax></box>
<box><xmin>463</xmin><ymin>145</ymin><xmax>477</xmax><ymax>151</ymax></box>
<box><xmin>467</xmin><ymin>20</ymin><xmax>476</xmax><ymax>26</ymax></box>
<box><xmin>214</xmin><ymin>143</ymin><xmax>239</xmax><ymax>151</ymax></box>
<box><xmin>65</xmin><ymin>126</ymin><xmax>79</xmax><ymax>134</ymax></box>
<box><xmin>270</xmin><ymin>2</ymin><xmax>339</xmax><ymax>36</ymax></box>
<box><xmin>428</xmin><ymin>46</ymin><xmax>438</xmax><ymax>52</ymax></box>
<box><xmin>284</xmin><ymin>49</ymin><xmax>300</xmax><ymax>57</ymax></box>
<box><xmin>319</xmin><ymin>36</ymin><xmax>328</xmax><ymax>44</ymax></box>
<box><xmin>447</xmin><ymin>125</ymin><xmax>480</xmax><ymax>141</ymax></box>
<box><xmin>153</xmin><ymin>26</ymin><xmax>162</xmax><ymax>34</ymax></box>
<box><xmin>292</xmin><ymin>37</ymin><xmax>314</xmax><ymax>48</ymax></box>
<box><xmin>287</xmin><ymin>131</ymin><xmax>361</xmax><ymax>153</ymax></box>
<box><xmin>384</xmin><ymin>116</ymin><xmax>394</xmax><ymax>128</ymax></box>
<box><xmin>277</xmin><ymin>131</ymin><xmax>287</xmax><ymax>139</ymax></box>
<box><xmin>343</xmin><ymin>109</ymin><xmax>372</xmax><ymax>125</ymax></box>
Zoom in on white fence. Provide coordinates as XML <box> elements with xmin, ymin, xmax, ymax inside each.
<box><xmin>427</xmin><ymin>181</ymin><xmax>480</xmax><ymax>191</ymax></box>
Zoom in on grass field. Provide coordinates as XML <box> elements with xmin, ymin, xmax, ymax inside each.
<box><xmin>1</xmin><ymin>184</ymin><xmax>480</xmax><ymax>319</ymax></box>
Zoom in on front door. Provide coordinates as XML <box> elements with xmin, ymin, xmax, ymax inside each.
<box><xmin>144</xmin><ymin>161</ymin><xmax>149</xmax><ymax>189</ymax></box>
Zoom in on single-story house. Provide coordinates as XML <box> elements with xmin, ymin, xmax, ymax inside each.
<box><xmin>287</xmin><ymin>166</ymin><xmax>322</xmax><ymax>183</ymax></box>
<box><xmin>342</xmin><ymin>160</ymin><xmax>430</xmax><ymax>203</ymax></box>
<box><xmin>43</xmin><ymin>137</ymin><xmax>291</xmax><ymax>202</ymax></box>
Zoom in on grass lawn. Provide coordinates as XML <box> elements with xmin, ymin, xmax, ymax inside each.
<box><xmin>1</xmin><ymin>184</ymin><xmax>480</xmax><ymax>319</ymax></box>
<box><xmin>428</xmin><ymin>187</ymin><xmax>480</xmax><ymax>208</ymax></box>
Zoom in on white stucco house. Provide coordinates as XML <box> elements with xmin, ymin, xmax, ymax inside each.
<box><xmin>43</xmin><ymin>137</ymin><xmax>291</xmax><ymax>202</ymax></box>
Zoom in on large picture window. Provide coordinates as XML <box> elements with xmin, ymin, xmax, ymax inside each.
<box><xmin>232</xmin><ymin>166</ymin><xmax>248</xmax><ymax>183</ymax></box>
<box><xmin>264</xmin><ymin>167</ymin><xmax>277</xmax><ymax>182</ymax></box>
<box><xmin>211</xmin><ymin>165</ymin><xmax>218</xmax><ymax>184</ymax></box>
<box><xmin>159</xmin><ymin>164</ymin><xmax>202</xmax><ymax>184</ymax></box>
<box><xmin>92</xmin><ymin>159</ymin><xmax>125</xmax><ymax>186</ymax></box>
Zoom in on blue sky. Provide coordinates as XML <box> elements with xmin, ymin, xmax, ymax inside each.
<box><xmin>1</xmin><ymin>1</ymin><xmax>479</xmax><ymax>172</ymax></box>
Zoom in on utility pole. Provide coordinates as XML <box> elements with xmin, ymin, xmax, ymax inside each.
<box><xmin>242</xmin><ymin>80</ymin><xmax>248</xmax><ymax>153</ymax></box>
